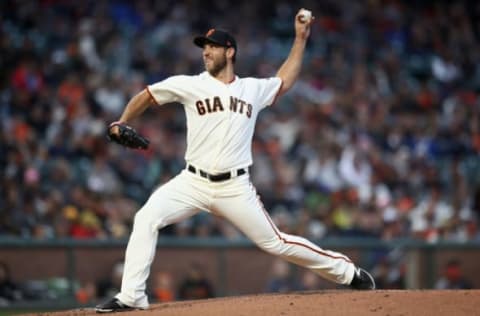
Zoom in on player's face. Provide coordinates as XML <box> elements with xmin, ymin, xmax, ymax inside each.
<box><xmin>202</xmin><ymin>43</ymin><xmax>228</xmax><ymax>77</ymax></box>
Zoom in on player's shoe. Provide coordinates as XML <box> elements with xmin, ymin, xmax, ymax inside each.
<box><xmin>350</xmin><ymin>267</ymin><xmax>376</xmax><ymax>290</ymax></box>
<box><xmin>95</xmin><ymin>298</ymin><xmax>138</xmax><ymax>313</ymax></box>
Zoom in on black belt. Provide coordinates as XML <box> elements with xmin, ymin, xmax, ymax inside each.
<box><xmin>187</xmin><ymin>165</ymin><xmax>246</xmax><ymax>182</ymax></box>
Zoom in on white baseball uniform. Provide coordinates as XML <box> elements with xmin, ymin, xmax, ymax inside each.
<box><xmin>115</xmin><ymin>71</ymin><xmax>356</xmax><ymax>308</ymax></box>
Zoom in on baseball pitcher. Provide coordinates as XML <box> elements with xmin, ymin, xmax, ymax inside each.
<box><xmin>96</xmin><ymin>8</ymin><xmax>375</xmax><ymax>313</ymax></box>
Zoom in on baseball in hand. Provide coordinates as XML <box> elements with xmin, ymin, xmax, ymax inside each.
<box><xmin>299</xmin><ymin>9</ymin><xmax>312</xmax><ymax>23</ymax></box>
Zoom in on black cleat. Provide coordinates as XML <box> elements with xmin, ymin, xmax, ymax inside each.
<box><xmin>95</xmin><ymin>298</ymin><xmax>135</xmax><ymax>313</ymax></box>
<box><xmin>350</xmin><ymin>267</ymin><xmax>376</xmax><ymax>290</ymax></box>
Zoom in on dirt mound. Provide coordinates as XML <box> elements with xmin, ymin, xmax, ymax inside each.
<box><xmin>35</xmin><ymin>290</ymin><xmax>479</xmax><ymax>316</ymax></box>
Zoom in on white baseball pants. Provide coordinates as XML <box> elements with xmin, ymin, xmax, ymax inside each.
<box><xmin>116</xmin><ymin>169</ymin><xmax>356</xmax><ymax>308</ymax></box>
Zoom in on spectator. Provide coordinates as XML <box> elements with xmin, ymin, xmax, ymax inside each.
<box><xmin>96</xmin><ymin>262</ymin><xmax>124</xmax><ymax>300</ymax></box>
<box><xmin>151</xmin><ymin>271</ymin><xmax>175</xmax><ymax>303</ymax></box>
<box><xmin>371</xmin><ymin>255</ymin><xmax>405</xmax><ymax>290</ymax></box>
<box><xmin>435</xmin><ymin>259</ymin><xmax>472</xmax><ymax>290</ymax></box>
<box><xmin>409</xmin><ymin>185</ymin><xmax>454</xmax><ymax>242</ymax></box>
<box><xmin>75</xmin><ymin>281</ymin><xmax>97</xmax><ymax>305</ymax></box>
<box><xmin>0</xmin><ymin>262</ymin><xmax>23</xmax><ymax>305</ymax></box>
<box><xmin>296</xmin><ymin>271</ymin><xmax>321</xmax><ymax>291</ymax></box>
<box><xmin>177</xmin><ymin>262</ymin><xmax>214</xmax><ymax>300</ymax></box>
<box><xmin>265</xmin><ymin>259</ymin><xmax>296</xmax><ymax>293</ymax></box>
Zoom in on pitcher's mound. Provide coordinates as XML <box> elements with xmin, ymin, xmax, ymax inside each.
<box><xmin>41</xmin><ymin>290</ymin><xmax>480</xmax><ymax>316</ymax></box>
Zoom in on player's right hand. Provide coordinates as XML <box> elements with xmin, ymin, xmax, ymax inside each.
<box><xmin>295</xmin><ymin>8</ymin><xmax>314</xmax><ymax>40</ymax></box>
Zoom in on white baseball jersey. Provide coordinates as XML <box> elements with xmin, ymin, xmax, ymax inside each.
<box><xmin>147</xmin><ymin>71</ymin><xmax>282</xmax><ymax>173</ymax></box>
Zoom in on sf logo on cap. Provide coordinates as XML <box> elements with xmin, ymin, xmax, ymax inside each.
<box><xmin>206</xmin><ymin>28</ymin><xmax>215</xmax><ymax>36</ymax></box>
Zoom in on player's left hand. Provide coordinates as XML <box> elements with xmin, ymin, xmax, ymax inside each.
<box><xmin>295</xmin><ymin>8</ymin><xmax>314</xmax><ymax>40</ymax></box>
<box><xmin>107</xmin><ymin>122</ymin><xmax>150</xmax><ymax>150</ymax></box>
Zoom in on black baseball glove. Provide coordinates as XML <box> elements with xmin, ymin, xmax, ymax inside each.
<box><xmin>107</xmin><ymin>122</ymin><xmax>150</xmax><ymax>150</ymax></box>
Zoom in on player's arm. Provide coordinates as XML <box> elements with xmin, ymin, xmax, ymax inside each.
<box><xmin>276</xmin><ymin>9</ymin><xmax>313</xmax><ymax>97</ymax></box>
<box><xmin>118</xmin><ymin>89</ymin><xmax>156</xmax><ymax>123</ymax></box>
<box><xmin>110</xmin><ymin>89</ymin><xmax>156</xmax><ymax>134</ymax></box>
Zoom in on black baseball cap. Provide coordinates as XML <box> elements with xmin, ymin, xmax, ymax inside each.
<box><xmin>193</xmin><ymin>28</ymin><xmax>237</xmax><ymax>50</ymax></box>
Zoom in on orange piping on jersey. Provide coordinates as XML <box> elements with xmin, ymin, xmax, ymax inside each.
<box><xmin>228</xmin><ymin>76</ymin><xmax>236</xmax><ymax>84</ymax></box>
<box><xmin>270</xmin><ymin>78</ymin><xmax>283</xmax><ymax>106</ymax></box>
<box><xmin>251</xmin><ymin>183</ymin><xmax>353</xmax><ymax>264</ymax></box>
<box><xmin>145</xmin><ymin>86</ymin><xmax>160</xmax><ymax>105</ymax></box>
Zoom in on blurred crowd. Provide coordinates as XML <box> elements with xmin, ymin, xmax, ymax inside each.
<box><xmin>1</xmin><ymin>256</ymin><xmax>473</xmax><ymax>306</ymax></box>
<box><xmin>0</xmin><ymin>259</ymin><xmax>216</xmax><ymax>306</ymax></box>
<box><xmin>1</xmin><ymin>0</ymin><xmax>480</xmax><ymax>243</ymax></box>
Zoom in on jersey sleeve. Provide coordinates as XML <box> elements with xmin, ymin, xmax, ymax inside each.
<box><xmin>256</xmin><ymin>77</ymin><xmax>283</xmax><ymax>109</ymax></box>
<box><xmin>147</xmin><ymin>75</ymin><xmax>187</xmax><ymax>105</ymax></box>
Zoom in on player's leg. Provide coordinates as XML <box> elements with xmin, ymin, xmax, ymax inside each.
<box><xmin>113</xmin><ymin>171</ymin><xmax>207</xmax><ymax>309</ymax></box>
<box><xmin>212</xmin><ymin>178</ymin><xmax>357</xmax><ymax>286</ymax></box>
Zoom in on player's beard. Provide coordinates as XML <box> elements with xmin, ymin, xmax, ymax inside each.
<box><xmin>205</xmin><ymin>53</ymin><xmax>227</xmax><ymax>77</ymax></box>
